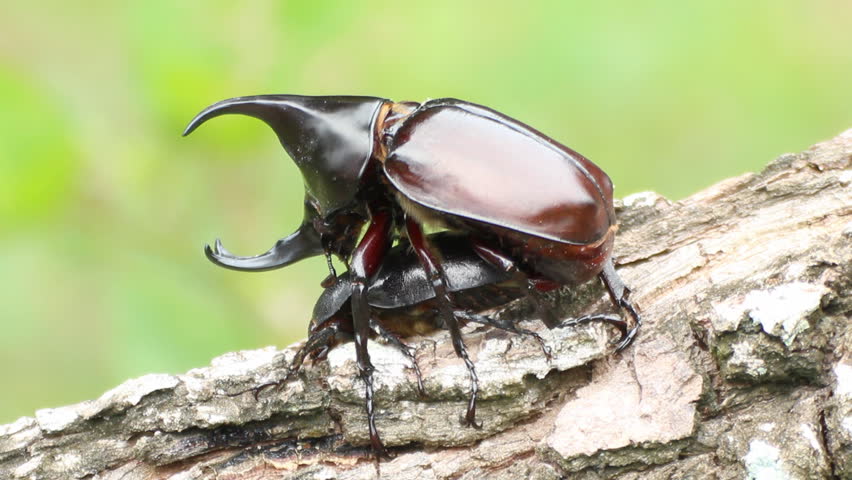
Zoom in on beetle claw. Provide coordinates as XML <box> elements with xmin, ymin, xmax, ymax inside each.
<box><xmin>614</xmin><ymin>326</ymin><xmax>639</xmax><ymax>352</ymax></box>
<box><xmin>559</xmin><ymin>313</ymin><xmax>634</xmax><ymax>350</ymax></box>
<box><xmin>614</xmin><ymin>300</ymin><xmax>642</xmax><ymax>352</ymax></box>
<box><xmin>206</xmin><ymin>237</ymin><xmax>225</xmax><ymax>255</ymax></box>
<box><xmin>461</xmin><ymin>411</ymin><xmax>483</xmax><ymax>429</ymax></box>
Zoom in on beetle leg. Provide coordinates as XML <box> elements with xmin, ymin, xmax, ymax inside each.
<box><xmin>290</xmin><ymin>321</ymin><xmax>347</xmax><ymax>373</ymax></box>
<box><xmin>599</xmin><ymin>258</ymin><xmax>642</xmax><ymax>351</ymax></box>
<box><xmin>559</xmin><ymin>313</ymin><xmax>628</xmax><ymax>338</ymax></box>
<box><xmin>370</xmin><ymin>319</ymin><xmax>425</xmax><ymax>396</ymax></box>
<box><xmin>225</xmin><ymin>320</ymin><xmax>342</xmax><ymax>400</ymax></box>
<box><xmin>454</xmin><ymin>310</ymin><xmax>551</xmax><ymax>360</ymax></box>
<box><xmin>405</xmin><ymin>218</ymin><xmax>480</xmax><ymax>427</ymax></box>
<box><xmin>349</xmin><ymin>209</ymin><xmax>394</xmax><ymax>454</ymax></box>
<box><xmin>470</xmin><ymin>241</ymin><xmax>561</xmax><ymax>328</ymax></box>
<box><xmin>472</xmin><ymin>240</ymin><xmax>637</xmax><ymax>346</ymax></box>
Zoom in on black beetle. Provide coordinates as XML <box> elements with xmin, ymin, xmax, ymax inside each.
<box><xmin>295</xmin><ymin>231</ymin><xmax>537</xmax><ymax>393</ymax></box>
<box><xmin>280</xmin><ymin>231</ymin><xmax>626</xmax><ymax>448</ymax></box>
<box><xmin>185</xmin><ymin>95</ymin><xmax>641</xmax><ymax>452</ymax></box>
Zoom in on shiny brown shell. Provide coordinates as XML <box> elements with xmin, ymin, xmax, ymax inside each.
<box><xmin>383</xmin><ymin>98</ymin><xmax>615</xmax><ymax>245</ymax></box>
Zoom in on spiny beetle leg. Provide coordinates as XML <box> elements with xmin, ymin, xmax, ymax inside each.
<box><xmin>558</xmin><ymin>313</ymin><xmax>628</xmax><ymax>344</ymax></box>
<box><xmin>455</xmin><ymin>310</ymin><xmax>552</xmax><ymax>361</ymax></box>
<box><xmin>599</xmin><ymin>258</ymin><xmax>642</xmax><ymax>351</ymax></box>
<box><xmin>353</xmin><ymin>279</ymin><xmax>386</xmax><ymax>455</ymax></box>
<box><xmin>405</xmin><ymin>217</ymin><xmax>480</xmax><ymax>428</ymax></box>
<box><xmin>224</xmin><ymin>322</ymin><xmax>341</xmax><ymax>400</ymax></box>
<box><xmin>370</xmin><ymin>318</ymin><xmax>425</xmax><ymax>396</ymax></box>
<box><xmin>349</xmin><ymin>209</ymin><xmax>393</xmax><ymax>455</ymax></box>
<box><xmin>456</xmin><ymin>348</ymin><xmax>481</xmax><ymax>428</ymax></box>
<box><xmin>290</xmin><ymin>322</ymin><xmax>342</xmax><ymax>372</ymax></box>
<box><xmin>613</xmin><ymin>301</ymin><xmax>641</xmax><ymax>352</ymax></box>
<box><xmin>471</xmin><ymin>240</ymin><xmax>561</xmax><ymax>328</ymax></box>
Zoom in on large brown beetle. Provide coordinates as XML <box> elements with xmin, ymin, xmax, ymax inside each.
<box><xmin>185</xmin><ymin>95</ymin><xmax>641</xmax><ymax>453</ymax></box>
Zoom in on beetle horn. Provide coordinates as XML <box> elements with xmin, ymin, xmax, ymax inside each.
<box><xmin>204</xmin><ymin>219</ymin><xmax>324</xmax><ymax>272</ymax></box>
<box><xmin>184</xmin><ymin>94</ymin><xmax>388</xmax><ymax>215</ymax></box>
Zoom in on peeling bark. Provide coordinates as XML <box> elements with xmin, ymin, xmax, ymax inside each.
<box><xmin>1</xmin><ymin>129</ymin><xmax>850</xmax><ymax>480</ymax></box>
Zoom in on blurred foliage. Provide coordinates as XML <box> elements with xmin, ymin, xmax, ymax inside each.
<box><xmin>0</xmin><ymin>1</ymin><xmax>850</xmax><ymax>423</ymax></box>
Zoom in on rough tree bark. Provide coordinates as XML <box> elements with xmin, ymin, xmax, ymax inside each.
<box><xmin>2</xmin><ymin>130</ymin><xmax>850</xmax><ymax>480</ymax></box>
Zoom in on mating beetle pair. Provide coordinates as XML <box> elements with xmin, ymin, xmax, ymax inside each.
<box><xmin>304</xmin><ymin>231</ymin><xmax>628</xmax><ymax>401</ymax></box>
<box><xmin>185</xmin><ymin>94</ymin><xmax>641</xmax><ymax>453</ymax></box>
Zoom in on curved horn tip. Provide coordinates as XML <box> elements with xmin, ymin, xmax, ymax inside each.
<box><xmin>204</xmin><ymin>241</ymin><xmax>233</xmax><ymax>266</ymax></box>
<box><xmin>183</xmin><ymin>111</ymin><xmax>214</xmax><ymax>137</ymax></box>
<box><xmin>182</xmin><ymin>123</ymin><xmax>197</xmax><ymax>137</ymax></box>
<box><xmin>182</xmin><ymin>100</ymin><xmax>233</xmax><ymax>137</ymax></box>
<box><xmin>214</xmin><ymin>238</ymin><xmax>229</xmax><ymax>254</ymax></box>
<box><xmin>183</xmin><ymin>96</ymin><xmax>274</xmax><ymax>137</ymax></box>
<box><xmin>203</xmin><ymin>238</ymin><xmax>225</xmax><ymax>256</ymax></box>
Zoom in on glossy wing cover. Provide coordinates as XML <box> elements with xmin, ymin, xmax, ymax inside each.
<box><xmin>384</xmin><ymin>99</ymin><xmax>615</xmax><ymax>245</ymax></box>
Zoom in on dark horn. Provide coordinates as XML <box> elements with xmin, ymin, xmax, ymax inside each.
<box><xmin>204</xmin><ymin>221</ymin><xmax>324</xmax><ymax>272</ymax></box>
<box><xmin>183</xmin><ymin>94</ymin><xmax>388</xmax><ymax>214</ymax></box>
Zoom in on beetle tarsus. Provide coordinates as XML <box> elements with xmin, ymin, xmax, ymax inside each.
<box><xmin>223</xmin><ymin>321</ymin><xmax>342</xmax><ymax>400</ymax></box>
<box><xmin>455</xmin><ymin>310</ymin><xmax>552</xmax><ymax>361</ymax></box>
<box><xmin>598</xmin><ymin>258</ymin><xmax>642</xmax><ymax>351</ymax></box>
<box><xmin>614</xmin><ymin>299</ymin><xmax>642</xmax><ymax>352</ymax></box>
<box><xmin>558</xmin><ymin>313</ymin><xmax>627</xmax><ymax>339</ymax></box>
<box><xmin>359</xmin><ymin>364</ymin><xmax>389</xmax><ymax>456</ymax></box>
<box><xmin>458</xmin><ymin>351</ymin><xmax>481</xmax><ymax>428</ymax></box>
<box><xmin>371</xmin><ymin>319</ymin><xmax>425</xmax><ymax>396</ymax></box>
<box><xmin>406</xmin><ymin>218</ymin><xmax>481</xmax><ymax>428</ymax></box>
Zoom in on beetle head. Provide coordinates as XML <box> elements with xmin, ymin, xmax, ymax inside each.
<box><xmin>185</xmin><ymin>94</ymin><xmax>387</xmax><ymax>270</ymax></box>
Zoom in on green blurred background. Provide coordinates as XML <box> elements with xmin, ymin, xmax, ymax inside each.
<box><xmin>1</xmin><ymin>1</ymin><xmax>850</xmax><ymax>423</ymax></box>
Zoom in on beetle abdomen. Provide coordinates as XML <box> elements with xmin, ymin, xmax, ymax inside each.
<box><xmin>383</xmin><ymin>99</ymin><xmax>614</xmax><ymax>245</ymax></box>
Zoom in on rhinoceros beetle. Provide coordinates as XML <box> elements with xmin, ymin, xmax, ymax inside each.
<box><xmin>280</xmin><ymin>231</ymin><xmax>626</xmax><ymax>450</ymax></box>
<box><xmin>185</xmin><ymin>94</ymin><xmax>641</xmax><ymax>452</ymax></box>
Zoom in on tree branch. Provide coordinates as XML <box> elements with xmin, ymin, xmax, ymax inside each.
<box><xmin>2</xmin><ymin>129</ymin><xmax>850</xmax><ymax>479</ymax></box>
